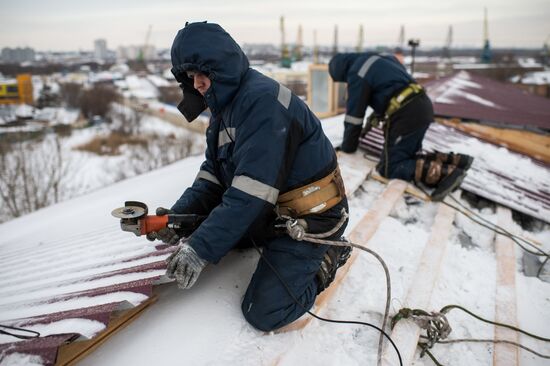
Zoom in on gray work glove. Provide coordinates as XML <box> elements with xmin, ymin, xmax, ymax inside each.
<box><xmin>166</xmin><ymin>241</ymin><xmax>208</xmax><ymax>289</ymax></box>
<box><xmin>146</xmin><ymin>207</ymin><xmax>180</xmax><ymax>245</ymax></box>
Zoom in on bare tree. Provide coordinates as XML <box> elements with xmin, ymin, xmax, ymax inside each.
<box><xmin>115</xmin><ymin>134</ymin><xmax>195</xmax><ymax>180</ymax></box>
<box><xmin>110</xmin><ymin>106</ymin><xmax>143</xmax><ymax>135</ymax></box>
<box><xmin>0</xmin><ymin>136</ymin><xmax>72</xmax><ymax>221</ymax></box>
<box><xmin>79</xmin><ymin>84</ymin><xmax>121</xmax><ymax>119</ymax></box>
<box><xmin>59</xmin><ymin>82</ymin><xmax>83</xmax><ymax>109</ymax></box>
<box><xmin>158</xmin><ymin>85</ymin><xmax>182</xmax><ymax>105</ymax></box>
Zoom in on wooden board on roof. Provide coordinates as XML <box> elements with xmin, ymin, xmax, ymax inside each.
<box><xmin>439</xmin><ymin>118</ymin><xmax>550</xmax><ymax>165</ymax></box>
<box><xmin>56</xmin><ymin>296</ymin><xmax>158</xmax><ymax>366</ymax></box>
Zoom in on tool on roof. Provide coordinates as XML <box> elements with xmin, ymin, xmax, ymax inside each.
<box><xmin>111</xmin><ymin>201</ymin><xmax>205</xmax><ymax>237</ymax></box>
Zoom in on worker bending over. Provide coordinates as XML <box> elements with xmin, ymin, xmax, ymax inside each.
<box><xmin>329</xmin><ymin>52</ymin><xmax>473</xmax><ymax>200</ymax></box>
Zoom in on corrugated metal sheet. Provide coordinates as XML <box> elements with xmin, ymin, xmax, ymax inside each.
<box><xmin>360</xmin><ymin>123</ymin><xmax>550</xmax><ymax>223</ymax></box>
<box><xmin>424</xmin><ymin>71</ymin><xmax>550</xmax><ymax>132</ymax></box>
<box><xmin>0</xmin><ymin>229</ymin><xmax>176</xmax><ymax>365</ymax></box>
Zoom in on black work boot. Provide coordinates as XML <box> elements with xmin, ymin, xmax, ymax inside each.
<box><xmin>415</xmin><ymin>158</ymin><xmax>467</xmax><ymax>201</ymax></box>
<box><xmin>419</xmin><ymin>150</ymin><xmax>474</xmax><ymax>171</ymax></box>
<box><xmin>316</xmin><ymin>245</ymin><xmax>353</xmax><ymax>294</ymax></box>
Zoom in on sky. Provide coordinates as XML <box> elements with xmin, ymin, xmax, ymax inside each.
<box><xmin>1</xmin><ymin>0</ymin><xmax>549</xmax><ymax>51</ymax></box>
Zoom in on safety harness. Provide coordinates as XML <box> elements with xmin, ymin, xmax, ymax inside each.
<box><xmin>385</xmin><ymin>83</ymin><xmax>424</xmax><ymax>119</ymax></box>
<box><xmin>365</xmin><ymin>83</ymin><xmax>424</xmax><ymax>130</ymax></box>
<box><xmin>363</xmin><ymin>83</ymin><xmax>425</xmax><ymax>178</ymax></box>
<box><xmin>276</xmin><ymin>167</ymin><xmax>345</xmax><ymax>218</ymax></box>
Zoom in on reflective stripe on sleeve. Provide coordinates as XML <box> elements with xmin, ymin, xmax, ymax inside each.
<box><xmin>218</xmin><ymin>127</ymin><xmax>236</xmax><ymax>148</ymax></box>
<box><xmin>277</xmin><ymin>83</ymin><xmax>292</xmax><ymax>109</ymax></box>
<box><xmin>196</xmin><ymin>170</ymin><xmax>221</xmax><ymax>186</ymax></box>
<box><xmin>232</xmin><ymin>175</ymin><xmax>279</xmax><ymax>204</ymax></box>
<box><xmin>344</xmin><ymin>114</ymin><xmax>364</xmax><ymax>125</ymax></box>
<box><xmin>357</xmin><ymin>55</ymin><xmax>381</xmax><ymax>78</ymax></box>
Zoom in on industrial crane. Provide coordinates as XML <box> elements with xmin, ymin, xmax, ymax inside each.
<box><xmin>443</xmin><ymin>25</ymin><xmax>453</xmax><ymax>59</ymax></box>
<box><xmin>138</xmin><ymin>24</ymin><xmax>152</xmax><ymax>63</ymax></box>
<box><xmin>280</xmin><ymin>16</ymin><xmax>291</xmax><ymax>68</ymax></box>
<box><xmin>356</xmin><ymin>24</ymin><xmax>364</xmax><ymax>52</ymax></box>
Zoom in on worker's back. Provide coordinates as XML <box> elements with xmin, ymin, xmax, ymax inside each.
<box><xmin>171</xmin><ymin>22</ymin><xmax>340</xmax><ymax>264</ymax></box>
<box><xmin>219</xmin><ymin>67</ymin><xmax>337</xmax><ymax>193</ymax></box>
<box><xmin>329</xmin><ymin>52</ymin><xmax>414</xmax><ymax>114</ymax></box>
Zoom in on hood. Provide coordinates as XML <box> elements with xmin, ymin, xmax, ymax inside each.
<box><xmin>171</xmin><ymin>22</ymin><xmax>250</xmax><ymax>116</ymax></box>
<box><xmin>328</xmin><ymin>53</ymin><xmax>361</xmax><ymax>82</ymax></box>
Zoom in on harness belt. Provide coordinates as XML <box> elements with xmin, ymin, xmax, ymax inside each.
<box><xmin>365</xmin><ymin>83</ymin><xmax>424</xmax><ymax>131</ymax></box>
<box><xmin>276</xmin><ymin>167</ymin><xmax>345</xmax><ymax>217</ymax></box>
<box><xmin>385</xmin><ymin>83</ymin><xmax>423</xmax><ymax>119</ymax></box>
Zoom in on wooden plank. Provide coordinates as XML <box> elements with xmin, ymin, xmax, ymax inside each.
<box><xmin>369</xmin><ymin>171</ymin><xmax>431</xmax><ymax>201</ymax></box>
<box><xmin>56</xmin><ymin>296</ymin><xmax>158</xmax><ymax>366</ymax></box>
<box><xmin>381</xmin><ymin>201</ymin><xmax>456</xmax><ymax>366</ymax></box>
<box><xmin>277</xmin><ymin>179</ymin><xmax>408</xmax><ymax>333</ymax></box>
<box><xmin>493</xmin><ymin>206</ymin><xmax>519</xmax><ymax>366</ymax></box>
<box><xmin>439</xmin><ymin>119</ymin><xmax>550</xmax><ymax>164</ymax></box>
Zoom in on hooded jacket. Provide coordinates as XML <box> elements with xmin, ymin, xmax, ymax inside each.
<box><xmin>170</xmin><ymin>23</ymin><xmax>341</xmax><ymax>263</ymax></box>
<box><xmin>328</xmin><ymin>53</ymin><xmax>415</xmax><ymax>152</ymax></box>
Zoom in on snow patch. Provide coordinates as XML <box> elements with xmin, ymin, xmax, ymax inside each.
<box><xmin>0</xmin><ymin>318</ymin><xmax>105</xmax><ymax>344</ymax></box>
<box><xmin>0</xmin><ymin>353</ymin><xmax>44</xmax><ymax>366</ymax></box>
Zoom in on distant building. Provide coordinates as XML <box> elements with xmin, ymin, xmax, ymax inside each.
<box><xmin>0</xmin><ymin>74</ymin><xmax>34</xmax><ymax>105</ymax></box>
<box><xmin>510</xmin><ymin>70</ymin><xmax>550</xmax><ymax>99</ymax></box>
<box><xmin>1</xmin><ymin>47</ymin><xmax>35</xmax><ymax>64</ymax></box>
<box><xmin>117</xmin><ymin>45</ymin><xmax>155</xmax><ymax>61</ymax></box>
<box><xmin>94</xmin><ymin>39</ymin><xmax>108</xmax><ymax>60</ymax></box>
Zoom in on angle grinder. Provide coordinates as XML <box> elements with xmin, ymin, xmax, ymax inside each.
<box><xmin>111</xmin><ymin>201</ymin><xmax>205</xmax><ymax>237</ymax></box>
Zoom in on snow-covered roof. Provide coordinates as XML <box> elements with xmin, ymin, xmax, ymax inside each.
<box><xmin>360</xmin><ymin>123</ymin><xmax>550</xmax><ymax>224</ymax></box>
<box><xmin>89</xmin><ymin>71</ymin><xmax>123</xmax><ymax>84</ymax></box>
<box><xmin>0</xmin><ymin>157</ymin><xmax>203</xmax><ymax>364</ymax></box>
<box><xmin>511</xmin><ymin>70</ymin><xmax>550</xmax><ymax>85</ymax></box>
<box><xmin>146</xmin><ymin>75</ymin><xmax>171</xmax><ymax>88</ymax></box>
<box><xmin>14</xmin><ymin>104</ymin><xmax>34</xmax><ymax>118</ymax></box>
<box><xmin>425</xmin><ymin>71</ymin><xmax>550</xmax><ymax>131</ymax></box>
<box><xmin>517</xmin><ymin>58</ymin><xmax>543</xmax><ymax>68</ymax></box>
<box><xmin>124</xmin><ymin>75</ymin><xmax>158</xmax><ymax>100</ymax></box>
<box><xmin>0</xmin><ymin>122</ymin><xmax>44</xmax><ymax>134</ymax></box>
<box><xmin>34</xmin><ymin>108</ymin><xmax>79</xmax><ymax>125</ymax></box>
<box><xmin>109</xmin><ymin>63</ymin><xmax>130</xmax><ymax>75</ymax></box>
<box><xmin>0</xmin><ymin>107</ymin><xmax>16</xmax><ymax>125</ymax></box>
<box><xmin>252</xmin><ymin>60</ymin><xmax>311</xmax><ymax>75</ymax></box>
<box><xmin>0</xmin><ymin>116</ymin><xmax>549</xmax><ymax>366</ymax></box>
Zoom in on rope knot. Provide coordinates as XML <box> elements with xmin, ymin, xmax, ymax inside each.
<box><xmin>393</xmin><ymin>308</ymin><xmax>452</xmax><ymax>356</ymax></box>
<box><xmin>286</xmin><ymin>220</ymin><xmax>306</xmax><ymax>241</ymax></box>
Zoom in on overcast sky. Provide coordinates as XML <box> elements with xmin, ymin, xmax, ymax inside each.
<box><xmin>1</xmin><ymin>0</ymin><xmax>549</xmax><ymax>51</ymax></box>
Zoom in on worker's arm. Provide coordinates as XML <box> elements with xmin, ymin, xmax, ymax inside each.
<box><xmin>171</xmin><ymin>146</ymin><xmax>224</xmax><ymax>216</ymax></box>
<box><xmin>341</xmin><ymin>73</ymin><xmax>370</xmax><ymax>153</ymax></box>
<box><xmin>187</xmin><ymin>92</ymin><xmax>301</xmax><ymax>263</ymax></box>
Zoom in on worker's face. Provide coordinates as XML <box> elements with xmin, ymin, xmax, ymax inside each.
<box><xmin>187</xmin><ymin>71</ymin><xmax>211</xmax><ymax>96</ymax></box>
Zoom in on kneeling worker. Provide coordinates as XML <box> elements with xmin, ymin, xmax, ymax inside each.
<box><xmin>151</xmin><ymin>22</ymin><xmax>351</xmax><ymax>332</ymax></box>
<box><xmin>328</xmin><ymin>52</ymin><xmax>473</xmax><ymax>201</ymax></box>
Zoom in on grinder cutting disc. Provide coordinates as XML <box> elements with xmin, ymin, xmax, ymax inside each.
<box><xmin>111</xmin><ymin>205</ymin><xmax>147</xmax><ymax>219</ymax></box>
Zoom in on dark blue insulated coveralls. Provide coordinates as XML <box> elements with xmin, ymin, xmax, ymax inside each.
<box><xmin>170</xmin><ymin>23</ymin><xmax>348</xmax><ymax>331</ymax></box>
<box><xmin>329</xmin><ymin>53</ymin><xmax>434</xmax><ymax>181</ymax></box>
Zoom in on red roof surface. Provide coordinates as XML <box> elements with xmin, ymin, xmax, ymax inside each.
<box><xmin>0</xmin><ymin>235</ymin><xmax>176</xmax><ymax>365</ymax></box>
<box><xmin>360</xmin><ymin>124</ymin><xmax>550</xmax><ymax>223</ymax></box>
<box><xmin>424</xmin><ymin>71</ymin><xmax>550</xmax><ymax>131</ymax></box>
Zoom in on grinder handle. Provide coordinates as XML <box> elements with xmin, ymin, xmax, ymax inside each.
<box><xmin>167</xmin><ymin>214</ymin><xmax>207</xmax><ymax>229</ymax></box>
<box><xmin>140</xmin><ymin>215</ymin><xmax>169</xmax><ymax>236</ymax></box>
